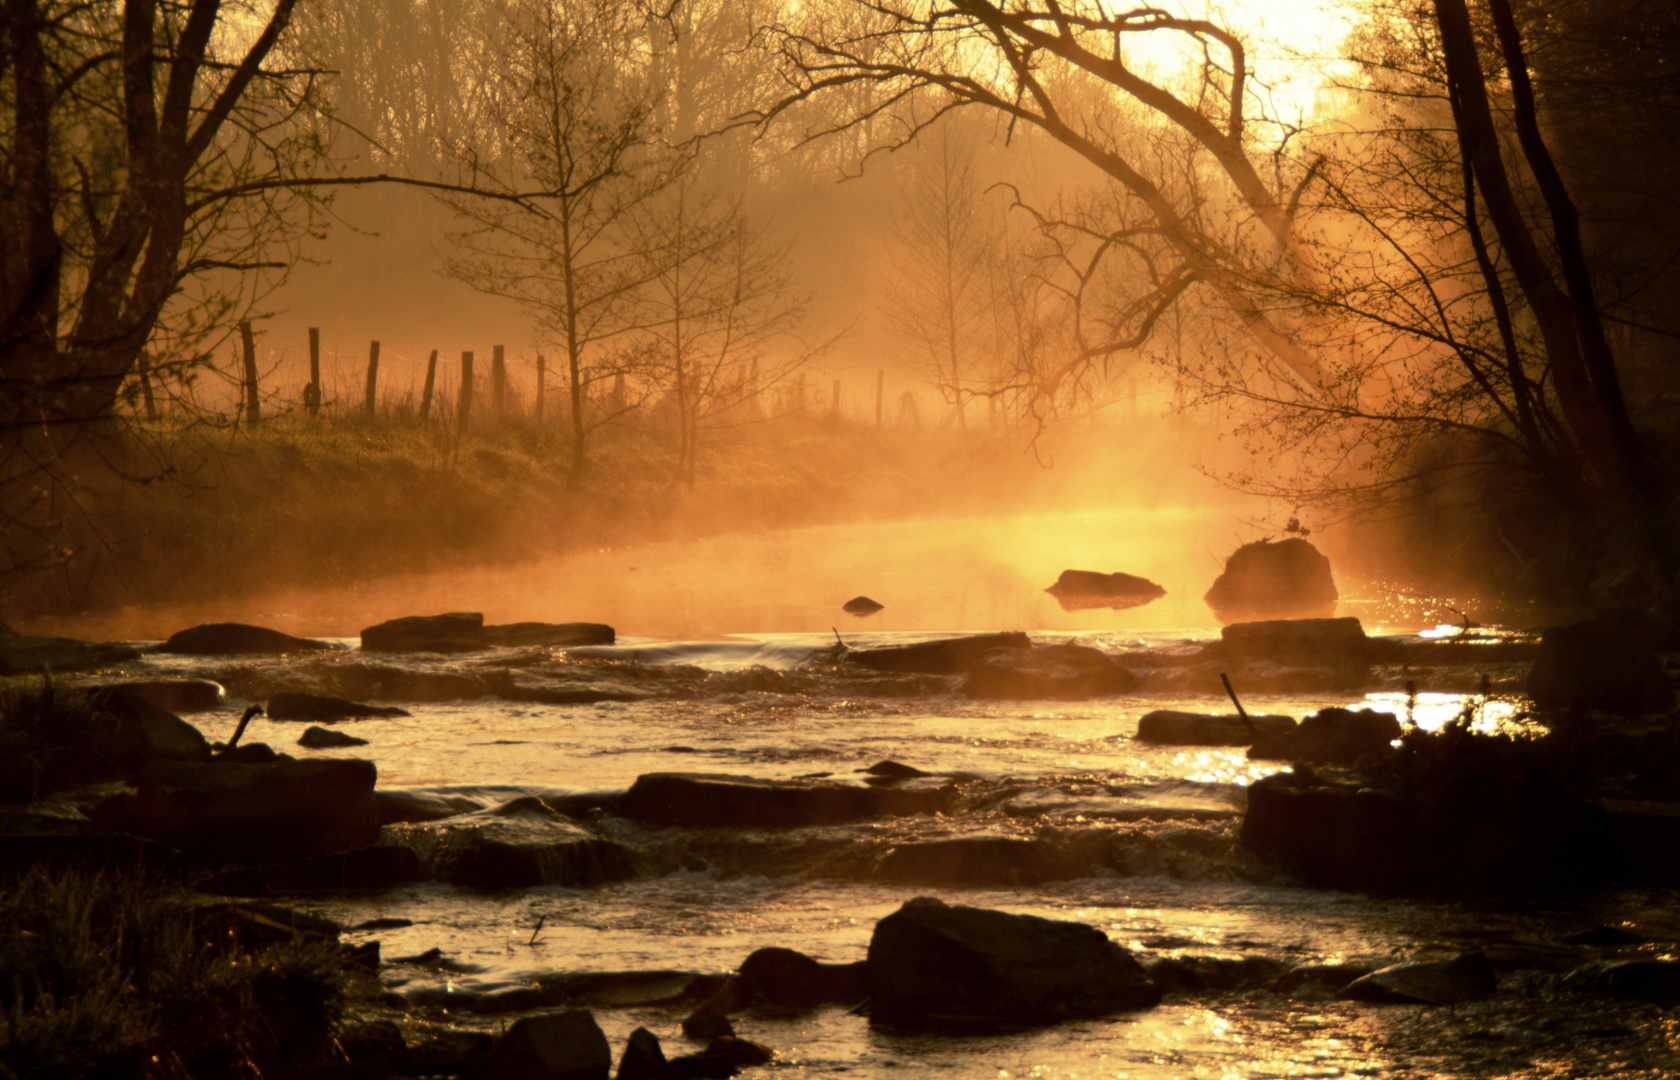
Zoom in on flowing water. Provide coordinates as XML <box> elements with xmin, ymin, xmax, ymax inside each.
<box><xmin>51</xmin><ymin>511</ymin><xmax>1680</xmax><ymax>1077</ymax></box>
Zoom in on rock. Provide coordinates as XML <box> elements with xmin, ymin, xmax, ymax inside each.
<box><xmin>617</xmin><ymin>1027</ymin><xmax>672</xmax><ymax>1080</ymax></box>
<box><xmin>1044</xmin><ymin>570</ymin><xmax>1165</xmax><ymax>611</ymax></box>
<box><xmin>618</xmin><ymin>773</ymin><xmax>954</xmax><ymax>829</ymax></box>
<box><xmin>217</xmin><ymin>742</ymin><xmax>278</xmax><ymax>763</ymax></box>
<box><xmin>1564</xmin><ymin>959</ymin><xmax>1680</xmax><ymax>1004</ymax></box>
<box><xmin>465</xmin><ymin>1009</ymin><xmax>612</xmax><ymax>1080</ymax></box>
<box><xmin>325</xmin><ymin>663</ymin><xmax>488</xmax><ymax>702</ymax></box>
<box><xmin>870</xmin><ymin>836</ymin><xmax>1070</xmax><ymax>886</ymax></box>
<box><xmin>1144</xmin><ymin>955</ymin><xmax>1287</xmax><ymax>993</ymax></box>
<box><xmin>400</xmin><ymin>1030</ymin><xmax>495</xmax><ymax>1076</ymax></box>
<box><xmin>861</xmin><ymin>760</ymin><xmax>929</xmax><ymax>778</ymax></box>
<box><xmin>89</xmin><ymin>757</ymin><xmax>380</xmax><ymax>862</ymax></box>
<box><xmin>0</xmin><ymin>627</ymin><xmax>140</xmax><ymax>674</ymax></box>
<box><xmin>866</xmin><ymin>896</ymin><xmax>1160</xmax><ymax>1031</ymax></box>
<box><xmin>1340</xmin><ymin>952</ymin><xmax>1496</xmax><ymax>1005</ymax></box>
<box><xmin>361</xmin><ymin>612</ymin><xmax>486</xmax><ymax>653</ymax></box>
<box><xmin>539</xmin><ymin>972</ymin><xmax>723</xmax><ymax>1010</ymax></box>
<box><xmin>668</xmin><ymin>1056</ymin><xmax>739</xmax><ymax>1079</ymax></box>
<box><xmin>1135</xmin><ymin>710</ymin><xmax>1297</xmax><ymax>746</ymax></box>
<box><xmin>205</xmin><ymin>845</ymin><xmax>422</xmax><ymax>894</ymax></box>
<box><xmin>381</xmin><ymin>796</ymin><xmax>635</xmax><ymax>889</ymax></box>
<box><xmin>1203</xmin><ymin>538</ymin><xmax>1338</xmax><ymax>624</ymax></box>
<box><xmin>1216</xmin><ymin>617</ymin><xmax>1370</xmax><ymax>659</ymax></box>
<box><xmin>1136</xmin><ymin>657</ymin><xmax>1370</xmax><ymax>695</ymax></box>
<box><xmin>268</xmin><ymin>692</ymin><xmax>410</xmax><ymax>721</ymax></box>
<box><xmin>1272</xmin><ymin>962</ymin><xmax>1376</xmax><ymax>997</ymax></box>
<box><xmin>88</xmin><ymin>679</ymin><xmax>223</xmax><ymax>713</ymax></box>
<box><xmin>699</xmin><ymin>1038</ymin><xmax>771</xmax><ymax>1068</ymax></box>
<box><xmin>845</xmin><ymin>632</ymin><xmax>1033</xmax><ymax>674</ymax></box>
<box><xmin>842</xmin><ymin>596</ymin><xmax>884</xmax><ymax>616</ymax></box>
<box><xmin>1527</xmin><ymin>613</ymin><xmax>1676</xmax><ymax>714</ymax></box>
<box><xmin>483</xmin><ymin>622</ymin><xmax>616</xmax><ymax>648</ymax></box>
<box><xmin>1247</xmin><ymin>707</ymin><xmax>1400</xmax><ymax>765</ymax></box>
<box><xmin>85</xmin><ymin>686</ymin><xmax>213</xmax><ymax>771</ymax></box>
<box><xmin>1241</xmin><ymin>771</ymin><xmax>1416</xmax><ymax>892</ymax></box>
<box><xmin>962</xmin><ymin>644</ymin><xmax>1135</xmax><ymax>700</ymax></box>
<box><xmin>709</xmin><ymin>948</ymin><xmax>867</xmax><ymax>1014</ymax></box>
<box><xmin>298</xmin><ymin>725</ymin><xmax>370</xmax><ymax>749</ymax></box>
<box><xmin>680</xmin><ymin>1003</ymin><xmax>735</xmax><ymax>1042</ymax></box>
<box><xmin>372</xmin><ymin>789</ymin><xmax>486</xmax><ymax>825</ymax></box>
<box><xmin>157</xmin><ymin>623</ymin><xmax>337</xmax><ymax>655</ymax></box>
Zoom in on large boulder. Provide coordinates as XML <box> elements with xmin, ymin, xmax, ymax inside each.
<box><xmin>1044</xmin><ymin>570</ymin><xmax>1165</xmax><ymax>611</ymax></box>
<box><xmin>89</xmin><ymin>757</ymin><xmax>380</xmax><ymax>862</ymax></box>
<box><xmin>845</xmin><ymin>632</ymin><xmax>1032</xmax><ymax>674</ymax></box>
<box><xmin>702</xmin><ymin>947</ymin><xmax>869</xmax><ymax>1015</ymax></box>
<box><xmin>84</xmin><ymin>687</ymin><xmax>213</xmax><ymax>772</ymax></box>
<box><xmin>464</xmin><ymin>1009</ymin><xmax>612</xmax><ymax>1080</ymax></box>
<box><xmin>157</xmin><ymin>623</ymin><xmax>337</xmax><ymax>655</ymax></box>
<box><xmin>1203</xmin><ymin>538</ymin><xmax>1337</xmax><ymax>624</ymax></box>
<box><xmin>0</xmin><ymin>628</ymin><xmax>140</xmax><ymax>674</ymax></box>
<box><xmin>866</xmin><ymin>897</ymin><xmax>1160</xmax><ymax>1031</ymax></box>
<box><xmin>267</xmin><ymin>692</ymin><xmax>410</xmax><ymax>721</ymax></box>
<box><xmin>361</xmin><ymin>612</ymin><xmax>485</xmax><ymax>652</ymax></box>
<box><xmin>1247</xmin><ymin>707</ymin><xmax>1400</xmax><ymax>765</ymax></box>
<box><xmin>963</xmin><ymin>644</ymin><xmax>1135</xmax><ymax>700</ymax></box>
<box><xmin>618</xmin><ymin>772</ymin><xmax>954</xmax><ymax>829</ymax></box>
<box><xmin>381</xmin><ymin>796</ymin><xmax>635</xmax><ymax>889</ymax></box>
<box><xmin>1527</xmin><ymin>613</ymin><xmax>1676</xmax><ymax>714</ymax></box>
<box><xmin>1135</xmin><ymin>710</ymin><xmax>1297</xmax><ymax>746</ymax></box>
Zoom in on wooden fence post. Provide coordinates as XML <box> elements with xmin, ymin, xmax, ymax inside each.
<box><xmin>536</xmin><ymin>354</ymin><xmax>546</xmax><ymax>423</ymax></box>
<box><xmin>491</xmin><ymin>344</ymin><xmax>506</xmax><ymax>421</ymax></box>
<box><xmin>458</xmin><ymin>350</ymin><xmax>474</xmax><ymax>434</ymax></box>
<box><xmin>306</xmin><ymin>327</ymin><xmax>321</xmax><ymax>417</ymax></box>
<box><xmin>419</xmin><ymin>349</ymin><xmax>438</xmax><ymax>420</ymax></box>
<box><xmin>238</xmin><ymin>320</ymin><xmax>260</xmax><ymax>424</ymax></box>
<box><xmin>876</xmin><ymin>369</ymin><xmax>884</xmax><ymax>426</ymax></box>
<box><xmin>365</xmin><ymin>340</ymin><xmax>381</xmax><ymax>416</ymax></box>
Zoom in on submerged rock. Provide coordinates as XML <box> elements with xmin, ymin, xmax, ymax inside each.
<box><xmin>157</xmin><ymin>623</ymin><xmax>337</xmax><ymax>655</ymax></box>
<box><xmin>1247</xmin><ymin>707</ymin><xmax>1400</xmax><ymax>765</ymax></box>
<box><xmin>845</xmin><ymin>632</ymin><xmax>1032</xmax><ymax>675</ymax></box>
<box><xmin>0</xmin><ymin>627</ymin><xmax>140</xmax><ymax>674</ymax></box>
<box><xmin>962</xmin><ymin>644</ymin><xmax>1135</xmax><ymax>700</ymax></box>
<box><xmin>1203</xmin><ymin>538</ymin><xmax>1337</xmax><ymax>624</ymax></box>
<box><xmin>1527</xmin><ymin>613</ymin><xmax>1676</xmax><ymax>714</ymax></box>
<box><xmin>361</xmin><ymin>612</ymin><xmax>485</xmax><ymax>653</ymax></box>
<box><xmin>298</xmin><ymin>725</ymin><xmax>370</xmax><ymax>749</ymax></box>
<box><xmin>866</xmin><ymin>896</ymin><xmax>1160</xmax><ymax>1031</ymax></box>
<box><xmin>842</xmin><ymin>596</ymin><xmax>885</xmax><ymax>616</ymax></box>
<box><xmin>86</xmin><ymin>679</ymin><xmax>224</xmax><ymax>713</ymax></box>
<box><xmin>618</xmin><ymin>772</ymin><xmax>954</xmax><ymax>829</ymax></box>
<box><xmin>1135</xmin><ymin>710</ymin><xmax>1296</xmax><ymax>746</ymax></box>
<box><xmin>267</xmin><ymin>691</ymin><xmax>410</xmax><ymax>721</ymax></box>
<box><xmin>382</xmin><ymin>796</ymin><xmax>635</xmax><ymax>889</ymax></box>
<box><xmin>1044</xmin><ymin>569</ymin><xmax>1166</xmax><ymax>611</ymax></box>
<box><xmin>89</xmin><ymin>757</ymin><xmax>380</xmax><ymax>862</ymax></box>
<box><xmin>708</xmin><ymin>947</ymin><xmax>868</xmax><ymax>1014</ymax></box>
<box><xmin>463</xmin><ymin>1009</ymin><xmax>611</xmax><ymax>1080</ymax></box>
<box><xmin>1340</xmin><ymin>952</ymin><xmax>1496</xmax><ymax>1005</ymax></box>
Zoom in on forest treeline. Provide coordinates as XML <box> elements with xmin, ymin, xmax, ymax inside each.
<box><xmin>1</xmin><ymin>0</ymin><xmax>1677</xmax><ymax>617</ymax></box>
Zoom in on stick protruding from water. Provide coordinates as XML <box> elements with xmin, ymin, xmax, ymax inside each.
<box><xmin>1220</xmin><ymin>673</ymin><xmax>1258</xmax><ymax>741</ymax></box>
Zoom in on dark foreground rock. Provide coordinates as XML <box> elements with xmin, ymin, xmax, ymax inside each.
<box><xmin>85</xmin><ymin>686</ymin><xmax>213</xmax><ymax>772</ymax></box>
<box><xmin>157</xmin><ymin>622</ymin><xmax>337</xmax><ymax>655</ymax></box>
<box><xmin>1341</xmin><ymin>953</ymin><xmax>1496</xmax><ymax>1005</ymax></box>
<box><xmin>1044</xmin><ymin>569</ymin><xmax>1166</xmax><ymax>610</ymax></box>
<box><xmin>1248</xmin><ymin>707</ymin><xmax>1400</xmax><ymax>765</ymax></box>
<box><xmin>361</xmin><ymin>612</ymin><xmax>615</xmax><ymax>653</ymax></box>
<box><xmin>845</xmin><ymin>632</ymin><xmax>1032</xmax><ymax>674</ymax></box>
<box><xmin>1203</xmin><ymin>538</ymin><xmax>1338</xmax><ymax>624</ymax></box>
<box><xmin>1527</xmin><ymin>613</ymin><xmax>1676</xmax><ymax>714</ymax></box>
<box><xmin>382</xmin><ymin>796</ymin><xmax>635</xmax><ymax>889</ymax></box>
<box><xmin>267</xmin><ymin>691</ymin><xmax>410</xmax><ymax>721</ymax></box>
<box><xmin>90</xmin><ymin>757</ymin><xmax>379</xmax><ymax>862</ymax></box>
<box><xmin>866</xmin><ymin>896</ymin><xmax>1160</xmax><ymax>1031</ymax></box>
<box><xmin>298</xmin><ymin>725</ymin><xmax>370</xmax><ymax>749</ymax></box>
<box><xmin>86</xmin><ymin>678</ymin><xmax>224</xmax><ymax>713</ymax></box>
<box><xmin>618</xmin><ymin>1028</ymin><xmax>671</xmax><ymax>1080</ymax></box>
<box><xmin>1136</xmin><ymin>710</ymin><xmax>1297</xmax><ymax>746</ymax></box>
<box><xmin>0</xmin><ymin>627</ymin><xmax>140</xmax><ymax>673</ymax></box>
<box><xmin>963</xmin><ymin>644</ymin><xmax>1135</xmax><ymax>699</ymax></box>
<box><xmin>619</xmin><ymin>772</ymin><xmax>955</xmax><ymax>829</ymax></box>
<box><xmin>464</xmin><ymin>1009</ymin><xmax>611</xmax><ymax>1080</ymax></box>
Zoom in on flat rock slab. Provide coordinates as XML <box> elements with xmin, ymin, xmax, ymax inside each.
<box><xmin>361</xmin><ymin>612</ymin><xmax>615</xmax><ymax>653</ymax></box>
<box><xmin>1133</xmin><ymin>658</ymin><xmax>1371</xmax><ymax>695</ymax></box>
<box><xmin>1216</xmin><ymin>617</ymin><xmax>1369</xmax><ymax>659</ymax></box>
<box><xmin>157</xmin><ymin>623</ymin><xmax>338</xmax><ymax>655</ymax></box>
<box><xmin>482</xmin><ymin>622</ymin><xmax>615</xmax><ymax>648</ymax></box>
<box><xmin>866</xmin><ymin>896</ymin><xmax>1161</xmax><ymax>1031</ymax></box>
<box><xmin>1044</xmin><ymin>569</ymin><xmax>1165</xmax><ymax>611</ymax></box>
<box><xmin>1136</xmin><ymin>710</ymin><xmax>1297</xmax><ymax>746</ymax></box>
<box><xmin>0</xmin><ymin>628</ymin><xmax>140</xmax><ymax>674</ymax></box>
<box><xmin>381</xmin><ymin>796</ymin><xmax>635</xmax><ymax>889</ymax></box>
<box><xmin>846</xmin><ymin>632</ymin><xmax>1032</xmax><ymax>675</ymax></box>
<box><xmin>298</xmin><ymin>725</ymin><xmax>370</xmax><ymax>749</ymax></box>
<box><xmin>963</xmin><ymin>644</ymin><xmax>1135</xmax><ymax>700</ymax></box>
<box><xmin>268</xmin><ymin>691</ymin><xmax>410</xmax><ymax>721</ymax></box>
<box><xmin>619</xmin><ymin>772</ymin><xmax>955</xmax><ymax>829</ymax></box>
<box><xmin>1341</xmin><ymin>953</ymin><xmax>1496</xmax><ymax>1005</ymax></box>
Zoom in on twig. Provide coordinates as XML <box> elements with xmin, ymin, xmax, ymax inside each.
<box><xmin>1220</xmin><ymin>673</ymin><xmax>1258</xmax><ymax>740</ymax></box>
<box><xmin>831</xmin><ymin>627</ymin><xmax>847</xmax><ymax>650</ymax></box>
<box><xmin>223</xmin><ymin>704</ymin><xmax>262</xmax><ymax>752</ymax></box>
<box><xmin>527</xmin><ymin>915</ymin><xmax>545</xmax><ymax>946</ymax></box>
